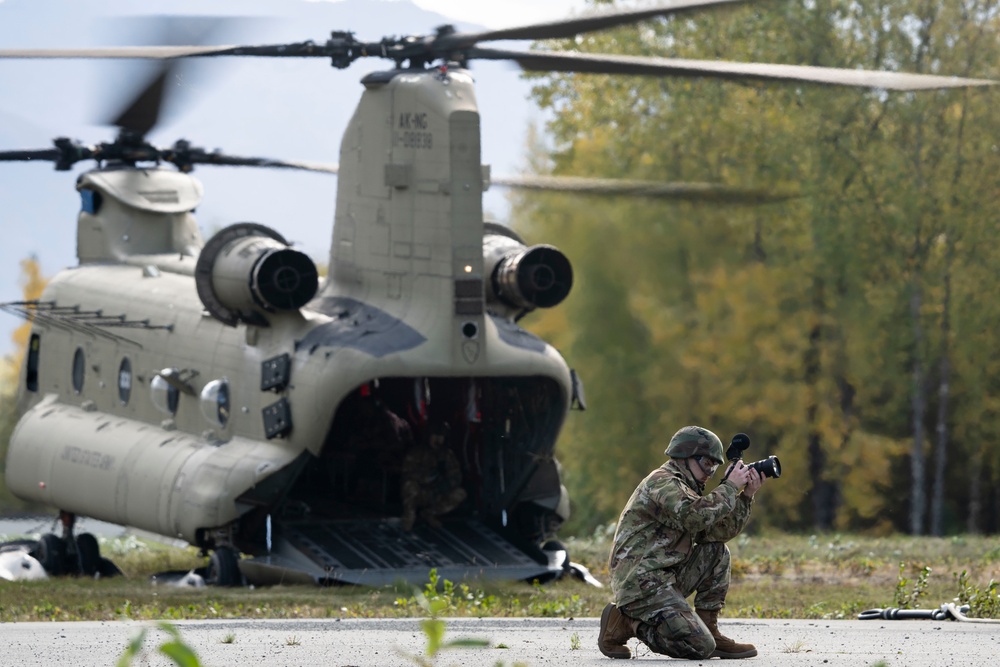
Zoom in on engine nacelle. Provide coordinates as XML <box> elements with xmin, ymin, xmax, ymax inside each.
<box><xmin>195</xmin><ymin>222</ymin><xmax>318</xmax><ymax>327</ymax></box>
<box><xmin>483</xmin><ymin>223</ymin><xmax>573</xmax><ymax>319</ymax></box>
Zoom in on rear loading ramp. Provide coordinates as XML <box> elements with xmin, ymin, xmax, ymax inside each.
<box><xmin>238</xmin><ymin>517</ymin><xmax>558</xmax><ymax>586</ymax></box>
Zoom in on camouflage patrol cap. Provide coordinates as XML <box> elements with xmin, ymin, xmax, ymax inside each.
<box><xmin>664</xmin><ymin>426</ymin><xmax>724</xmax><ymax>463</ymax></box>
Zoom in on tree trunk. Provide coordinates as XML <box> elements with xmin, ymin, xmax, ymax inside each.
<box><xmin>806</xmin><ymin>278</ymin><xmax>836</xmax><ymax>530</ymax></box>
<box><xmin>909</xmin><ymin>274</ymin><xmax>927</xmax><ymax>536</ymax></box>
<box><xmin>930</xmin><ymin>267</ymin><xmax>951</xmax><ymax>537</ymax></box>
<box><xmin>967</xmin><ymin>444</ymin><xmax>982</xmax><ymax>534</ymax></box>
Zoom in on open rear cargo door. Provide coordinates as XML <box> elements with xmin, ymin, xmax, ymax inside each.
<box><xmin>239</xmin><ymin>517</ymin><xmax>557</xmax><ymax>586</ymax></box>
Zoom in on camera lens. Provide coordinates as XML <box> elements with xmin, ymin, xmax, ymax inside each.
<box><xmin>748</xmin><ymin>455</ymin><xmax>781</xmax><ymax>479</ymax></box>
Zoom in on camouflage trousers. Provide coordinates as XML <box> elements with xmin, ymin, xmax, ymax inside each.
<box><xmin>620</xmin><ymin>542</ymin><xmax>731</xmax><ymax>659</ymax></box>
<box><xmin>400</xmin><ymin>481</ymin><xmax>467</xmax><ymax>530</ymax></box>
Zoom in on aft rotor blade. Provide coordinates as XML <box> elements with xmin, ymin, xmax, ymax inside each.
<box><xmin>490</xmin><ymin>174</ymin><xmax>797</xmax><ymax>203</ymax></box>
<box><xmin>184</xmin><ymin>154</ymin><xmax>340</xmax><ymax>173</ymax></box>
<box><xmin>470</xmin><ymin>48</ymin><xmax>997</xmax><ymax>90</ymax></box>
<box><xmin>0</xmin><ymin>149</ymin><xmax>64</xmax><ymax>162</ymax></box>
<box><xmin>442</xmin><ymin>0</ymin><xmax>749</xmax><ymax>47</ymax></box>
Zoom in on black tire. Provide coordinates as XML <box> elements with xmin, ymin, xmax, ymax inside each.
<box><xmin>542</xmin><ymin>539</ymin><xmax>571</xmax><ymax>578</ymax></box>
<box><xmin>97</xmin><ymin>557</ymin><xmax>124</xmax><ymax>578</ymax></box>
<box><xmin>207</xmin><ymin>546</ymin><xmax>242</xmax><ymax>587</ymax></box>
<box><xmin>34</xmin><ymin>533</ymin><xmax>66</xmax><ymax>576</ymax></box>
<box><xmin>75</xmin><ymin>533</ymin><xmax>101</xmax><ymax>576</ymax></box>
<box><xmin>541</xmin><ymin>539</ymin><xmax>572</xmax><ymax>572</ymax></box>
<box><xmin>541</xmin><ymin>539</ymin><xmax>567</xmax><ymax>552</ymax></box>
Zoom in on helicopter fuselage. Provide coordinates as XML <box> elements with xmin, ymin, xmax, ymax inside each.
<box><xmin>5</xmin><ymin>67</ymin><xmax>578</xmax><ymax>584</ymax></box>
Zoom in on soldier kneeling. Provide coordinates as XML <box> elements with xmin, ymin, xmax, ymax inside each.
<box><xmin>599</xmin><ymin>426</ymin><xmax>765</xmax><ymax>660</ymax></box>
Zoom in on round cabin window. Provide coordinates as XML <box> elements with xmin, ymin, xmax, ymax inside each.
<box><xmin>118</xmin><ymin>357</ymin><xmax>132</xmax><ymax>405</ymax></box>
<box><xmin>71</xmin><ymin>347</ymin><xmax>85</xmax><ymax>393</ymax></box>
<box><xmin>151</xmin><ymin>372</ymin><xmax>180</xmax><ymax>416</ymax></box>
<box><xmin>200</xmin><ymin>379</ymin><xmax>231</xmax><ymax>428</ymax></box>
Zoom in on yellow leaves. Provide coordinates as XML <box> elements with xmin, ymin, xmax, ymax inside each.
<box><xmin>18</xmin><ymin>256</ymin><xmax>46</xmax><ymax>300</ymax></box>
<box><xmin>2</xmin><ymin>257</ymin><xmax>49</xmax><ymax>393</ymax></box>
<box><xmin>0</xmin><ymin>356</ymin><xmax>18</xmax><ymax>396</ymax></box>
<box><xmin>677</xmin><ymin>262</ymin><xmax>810</xmax><ymax>368</ymax></box>
<box><xmin>520</xmin><ymin>307</ymin><xmax>572</xmax><ymax>349</ymax></box>
<box><xmin>11</xmin><ymin>256</ymin><xmax>47</xmax><ymax>353</ymax></box>
<box><xmin>835</xmin><ymin>431</ymin><xmax>909</xmax><ymax>531</ymax></box>
<box><xmin>520</xmin><ymin>0</ymin><xmax>1000</xmax><ymax>534</ymax></box>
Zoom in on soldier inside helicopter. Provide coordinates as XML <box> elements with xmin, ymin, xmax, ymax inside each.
<box><xmin>284</xmin><ymin>376</ymin><xmax>563</xmax><ymax>542</ymax></box>
<box><xmin>400</xmin><ymin>420</ymin><xmax>468</xmax><ymax>531</ymax></box>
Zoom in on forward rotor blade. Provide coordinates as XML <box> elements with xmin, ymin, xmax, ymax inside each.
<box><xmin>0</xmin><ymin>45</ymin><xmax>235</xmax><ymax>59</ymax></box>
<box><xmin>106</xmin><ymin>17</ymin><xmax>235</xmax><ymax>135</ymax></box>
<box><xmin>490</xmin><ymin>174</ymin><xmax>797</xmax><ymax>203</ymax></box>
<box><xmin>442</xmin><ymin>0</ymin><xmax>748</xmax><ymax>47</ymax></box>
<box><xmin>470</xmin><ymin>48</ymin><xmax>997</xmax><ymax>90</ymax></box>
<box><xmin>113</xmin><ymin>68</ymin><xmax>169</xmax><ymax>135</ymax></box>
<box><xmin>0</xmin><ymin>149</ymin><xmax>64</xmax><ymax>162</ymax></box>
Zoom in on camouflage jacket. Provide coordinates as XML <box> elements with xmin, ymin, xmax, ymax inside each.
<box><xmin>402</xmin><ymin>444</ymin><xmax>462</xmax><ymax>492</ymax></box>
<box><xmin>608</xmin><ymin>458</ymin><xmax>753</xmax><ymax>606</ymax></box>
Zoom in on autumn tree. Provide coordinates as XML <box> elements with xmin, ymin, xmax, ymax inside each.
<box><xmin>516</xmin><ymin>0</ymin><xmax>1000</xmax><ymax>535</ymax></box>
<box><xmin>0</xmin><ymin>256</ymin><xmax>49</xmax><ymax>512</ymax></box>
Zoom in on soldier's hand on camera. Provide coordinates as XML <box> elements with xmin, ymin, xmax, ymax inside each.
<box><xmin>726</xmin><ymin>461</ymin><xmax>752</xmax><ymax>490</ymax></box>
<box><xmin>743</xmin><ymin>466</ymin><xmax>764</xmax><ymax>498</ymax></box>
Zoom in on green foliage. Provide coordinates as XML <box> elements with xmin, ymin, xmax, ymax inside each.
<box><xmin>393</xmin><ymin>569</ymin><xmax>587</xmax><ymax>621</ymax></box>
<box><xmin>894</xmin><ymin>563</ymin><xmax>932</xmax><ymax>609</ymax></box>
<box><xmin>5</xmin><ymin>532</ymin><xmax>1000</xmax><ymax>624</ymax></box>
<box><xmin>523</xmin><ymin>580</ymin><xmax>585</xmax><ymax>618</ymax></box>
<box><xmin>394</xmin><ymin>568</ymin><xmax>500</xmax><ymax>617</ymax></box>
<box><xmin>518</xmin><ymin>0</ymin><xmax>1000</xmax><ymax>535</ymax></box>
<box><xmin>116</xmin><ymin>627</ymin><xmax>148</xmax><ymax>667</ymax></box>
<box><xmin>117</xmin><ymin>622</ymin><xmax>203</xmax><ymax>667</ymax></box>
<box><xmin>397</xmin><ymin>569</ymin><xmax>492</xmax><ymax>667</ymax></box>
<box><xmin>953</xmin><ymin>570</ymin><xmax>1000</xmax><ymax>619</ymax></box>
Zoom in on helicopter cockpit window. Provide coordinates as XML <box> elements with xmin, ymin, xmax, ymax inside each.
<box><xmin>199</xmin><ymin>379</ymin><xmax>231</xmax><ymax>428</ymax></box>
<box><xmin>26</xmin><ymin>333</ymin><xmax>40</xmax><ymax>392</ymax></box>
<box><xmin>80</xmin><ymin>188</ymin><xmax>102</xmax><ymax>215</ymax></box>
<box><xmin>118</xmin><ymin>357</ymin><xmax>132</xmax><ymax>405</ymax></box>
<box><xmin>150</xmin><ymin>372</ymin><xmax>180</xmax><ymax>416</ymax></box>
<box><xmin>71</xmin><ymin>347</ymin><xmax>85</xmax><ymax>393</ymax></box>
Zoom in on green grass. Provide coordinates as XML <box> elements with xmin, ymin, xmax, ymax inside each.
<box><xmin>2</xmin><ymin>529</ymin><xmax>999</xmax><ymax>622</ymax></box>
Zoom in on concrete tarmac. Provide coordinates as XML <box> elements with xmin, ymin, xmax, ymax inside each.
<box><xmin>2</xmin><ymin>616</ymin><xmax>997</xmax><ymax>666</ymax></box>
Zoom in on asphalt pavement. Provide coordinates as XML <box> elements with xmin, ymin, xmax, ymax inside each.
<box><xmin>1</xmin><ymin>616</ymin><xmax>997</xmax><ymax>666</ymax></box>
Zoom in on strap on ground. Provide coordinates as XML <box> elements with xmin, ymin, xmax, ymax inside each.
<box><xmin>859</xmin><ymin>603</ymin><xmax>1000</xmax><ymax>623</ymax></box>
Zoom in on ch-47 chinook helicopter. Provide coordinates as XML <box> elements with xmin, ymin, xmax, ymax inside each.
<box><xmin>0</xmin><ymin>0</ymin><xmax>994</xmax><ymax>587</ymax></box>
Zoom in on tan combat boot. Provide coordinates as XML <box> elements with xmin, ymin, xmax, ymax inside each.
<box><xmin>695</xmin><ymin>608</ymin><xmax>757</xmax><ymax>659</ymax></box>
<box><xmin>598</xmin><ymin>603</ymin><xmax>634</xmax><ymax>659</ymax></box>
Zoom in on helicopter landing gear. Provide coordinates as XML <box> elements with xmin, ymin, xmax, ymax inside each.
<box><xmin>27</xmin><ymin>511</ymin><xmax>118</xmax><ymax>578</ymax></box>
<box><xmin>528</xmin><ymin>538</ymin><xmax>571</xmax><ymax>584</ymax></box>
<box><xmin>33</xmin><ymin>533</ymin><xmax>67</xmax><ymax>576</ymax></box>
<box><xmin>75</xmin><ymin>532</ymin><xmax>101</xmax><ymax>576</ymax></box>
<box><xmin>206</xmin><ymin>546</ymin><xmax>243</xmax><ymax>587</ymax></box>
<box><xmin>530</xmin><ymin>538</ymin><xmax>603</xmax><ymax>587</ymax></box>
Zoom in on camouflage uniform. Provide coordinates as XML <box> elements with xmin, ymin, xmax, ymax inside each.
<box><xmin>400</xmin><ymin>430</ymin><xmax>467</xmax><ymax>531</ymax></box>
<box><xmin>607</xmin><ymin>426</ymin><xmax>753</xmax><ymax>659</ymax></box>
